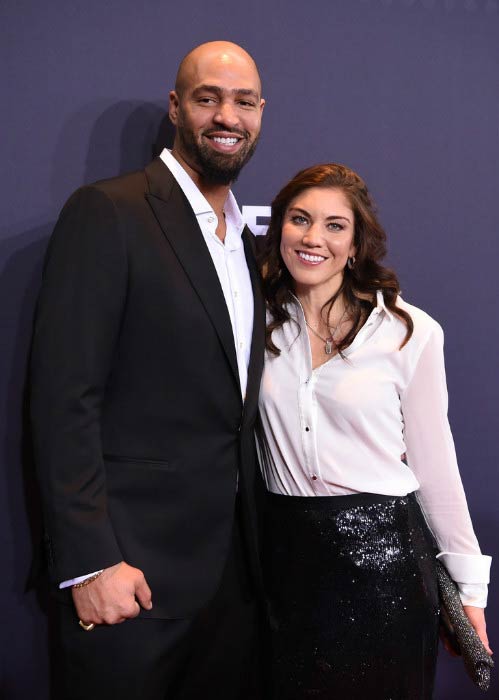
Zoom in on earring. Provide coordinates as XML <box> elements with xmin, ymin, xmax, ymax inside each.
<box><xmin>347</xmin><ymin>256</ymin><xmax>356</xmax><ymax>270</ymax></box>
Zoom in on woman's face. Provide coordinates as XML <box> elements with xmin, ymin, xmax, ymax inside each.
<box><xmin>279</xmin><ymin>187</ymin><xmax>356</xmax><ymax>298</ymax></box>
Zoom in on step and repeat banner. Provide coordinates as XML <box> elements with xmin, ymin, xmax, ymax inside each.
<box><xmin>1</xmin><ymin>2</ymin><xmax>498</xmax><ymax>698</ymax></box>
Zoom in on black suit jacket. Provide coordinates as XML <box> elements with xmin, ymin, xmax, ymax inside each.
<box><xmin>30</xmin><ymin>158</ymin><xmax>265</xmax><ymax>618</ymax></box>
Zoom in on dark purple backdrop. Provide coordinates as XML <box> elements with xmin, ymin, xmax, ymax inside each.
<box><xmin>1</xmin><ymin>1</ymin><xmax>498</xmax><ymax>698</ymax></box>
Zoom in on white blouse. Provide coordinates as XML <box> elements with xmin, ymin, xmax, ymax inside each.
<box><xmin>258</xmin><ymin>292</ymin><xmax>491</xmax><ymax>607</ymax></box>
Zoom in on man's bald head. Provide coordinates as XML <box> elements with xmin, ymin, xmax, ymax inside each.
<box><xmin>169</xmin><ymin>41</ymin><xmax>264</xmax><ymax>187</ymax></box>
<box><xmin>175</xmin><ymin>41</ymin><xmax>262</xmax><ymax>99</ymax></box>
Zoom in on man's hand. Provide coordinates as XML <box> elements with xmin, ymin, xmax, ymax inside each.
<box><xmin>72</xmin><ymin>562</ymin><xmax>152</xmax><ymax>626</ymax></box>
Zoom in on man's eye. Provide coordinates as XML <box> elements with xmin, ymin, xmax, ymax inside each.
<box><xmin>239</xmin><ymin>100</ymin><xmax>256</xmax><ymax>108</ymax></box>
<box><xmin>198</xmin><ymin>97</ymin><xmax>217</xmax><ymax>104</ymax></box>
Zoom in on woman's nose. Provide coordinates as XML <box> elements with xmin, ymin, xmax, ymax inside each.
<box><xmin>302</xmin><ymin>224</ymin><xmax>322</xmax><ymax>247</ymax></box>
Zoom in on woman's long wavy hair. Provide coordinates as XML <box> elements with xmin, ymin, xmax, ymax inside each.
<box><xmin>259</xmin><ymin>163</ymin><xmax>413</xmax><ymax>355</ymax></box>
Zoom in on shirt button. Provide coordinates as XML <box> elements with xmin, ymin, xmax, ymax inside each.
<box><xmin>305</xmin><ymin>426</ymin><xmax>310</xmax><ymax>432</ymax></box>
<box><xmin>239</xmin><ymin>342</ymin><xmax>244</xmax><ymax>349</ymax></box>
<box><xmin>311</xmin><ymin>475</ymin><xmax>317</xmax><ymax>481</ymax></box>
<box><xmin>207</xmin><ymin>216</ymin><xmax>215</xmax><ymax>223</ymax></box>
<box><xmin>234</xmin><ymin>291</ymin><xmax>238</xmax><ymax>298</ymax></box>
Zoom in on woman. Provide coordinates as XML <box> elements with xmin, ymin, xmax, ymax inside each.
<box><xmin>257</xmin><ymin>163</ymin><xmax>491</xmax><ymax>699</ymax></box>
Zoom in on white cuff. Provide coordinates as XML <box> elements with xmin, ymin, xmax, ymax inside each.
<box><xmin>457</xmin><ymin>582</ymin><xmax>488</xmax><ymax>608</ymax></box>
<box><xmin>436</xmin><ymin>552</ymin><xmax>491</xmax><ymax>584</ymax></box>
<box><xmin>59</xmin><ymin>570</ymin><xmax>104</xmax><ymax>589</ymax></box>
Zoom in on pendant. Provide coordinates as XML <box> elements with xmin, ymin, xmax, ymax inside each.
<box><xmin>325</xmin><ymin>339</ymin><xmax>333</xmax><ymax>355</ymax></box>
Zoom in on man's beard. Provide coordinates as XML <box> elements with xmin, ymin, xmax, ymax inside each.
<box><xmin>176</xmin><ymin>125</ymin><xmax>259</xmax><ymax>185</ymax></box>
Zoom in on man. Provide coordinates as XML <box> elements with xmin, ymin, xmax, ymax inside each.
<box><xmin>30</xmin><ymin>41</ymin><xmax>266</xmax><ymax>699</ymax></box>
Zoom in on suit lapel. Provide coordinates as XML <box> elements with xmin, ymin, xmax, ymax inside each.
<box><xmin>242</xmin><ymin>227</ymin><xmax>265</xmax><ymax>423</ymax></box>
<box><xmin>144</xmin><ymin>158</ymin><xmax>240</xmax><ymax>393</ymax></box>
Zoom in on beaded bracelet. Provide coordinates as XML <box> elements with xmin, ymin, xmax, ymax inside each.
<box><xmin>72</xmin><ymin>570</ymin><xmax>104</xmax><ymax>588</ymax></box>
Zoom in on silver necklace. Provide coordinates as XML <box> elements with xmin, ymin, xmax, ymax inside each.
<box><xmin>305</xmin><ymin>308</ymin><xmax>348</xmax><ymax>355</ymax></box>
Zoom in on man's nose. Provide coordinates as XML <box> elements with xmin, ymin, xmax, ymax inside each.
<box><xmin>213</xmin><ymin>101</ymin><xmax>239</xmax><ymax>128</ymax></box>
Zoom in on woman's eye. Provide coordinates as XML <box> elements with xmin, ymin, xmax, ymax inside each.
<box><xmin>327</xmin><ymin>222</ymin><xmax>343</xmax><ymax>231</ymax></box>
<box><xmin>291</xmin><ymin>215</ymin><xmax>308</xmax><ymax>225</ymax></box>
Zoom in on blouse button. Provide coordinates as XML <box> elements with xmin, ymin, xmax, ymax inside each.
<box><xmin>305</xmin><ymin>426</ymin><xmax>310</xmax><ymax>432</ymax></box>
<box><xmin>311</xmin><ymin>475</ymin><xmax>317</xmax><ymax>481</ymax></box>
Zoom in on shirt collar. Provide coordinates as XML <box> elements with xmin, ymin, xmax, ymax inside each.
<box><xmin>289</xmin><ymin>289</ymin><xmax>393</xmax><ymax>321</ymax></box>
<box><xmin>374</xmin><ymin>290</ymin><xmax>393</xmax><ymax>320</ymax></box>
<box><xmin>159</xmin><ymin>148</ymin><xmax>244</xmax><ymax>238</ymax></box>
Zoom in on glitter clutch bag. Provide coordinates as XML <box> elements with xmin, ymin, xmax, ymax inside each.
<box><xmin>436</xmin><ymin>560</ymin><xmax>494</xmax><ymax>691</ymax></box>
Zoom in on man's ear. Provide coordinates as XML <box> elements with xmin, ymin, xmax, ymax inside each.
<box><xmin>169</xmin><ymin>91</ymin><xmax>179</xmax><ymax>125</ymax></box>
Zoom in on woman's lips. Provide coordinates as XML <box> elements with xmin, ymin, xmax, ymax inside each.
<box><xmin>295</xmin><ymin>250</ymin><xmax>326</xmax><ymax>265</ymax></box>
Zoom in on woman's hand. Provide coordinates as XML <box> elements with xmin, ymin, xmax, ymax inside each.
<box><xmin>463</xmin><ymin>605</ymin><xmax>493</xmax><ymax>656</ymax></box>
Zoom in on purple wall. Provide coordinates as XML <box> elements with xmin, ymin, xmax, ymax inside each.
<box><xmin>1</xmin><ymin>1</ymin><xmax>498</xmax><ymax>697</ymax></box>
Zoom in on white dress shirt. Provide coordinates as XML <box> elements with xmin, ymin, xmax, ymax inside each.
<box><xmin>258</xmin><ymin>292</ymin><xmax>491</xmax><ymax>606</ymax></box>
<box><xmin>61</xmin><ymin>150</ymin><xmax>254</xmax><ymax>588</ymax></box>
<box><xmin>159</xmin><ymin>149</ymin><xmax>254</xmax><ymax>398</ymax></box>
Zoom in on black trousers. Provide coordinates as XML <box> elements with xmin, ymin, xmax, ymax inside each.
<box><xmin>54</xmin><ymin>503</ymin><xmax>262</xmax><ymax>700</ymax></box>
<box><xmin>264</xmin><ymin>491</ymin><xmax>440</xmax><ymax>700</ymax></box>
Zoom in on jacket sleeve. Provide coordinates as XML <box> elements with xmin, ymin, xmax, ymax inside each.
<box><xmin>30</xmin><ymin>185</ymin><xmax>127</xmax><ymax>582</ymax></box>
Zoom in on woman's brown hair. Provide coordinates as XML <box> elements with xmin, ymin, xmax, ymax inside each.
<box><xmin>259</xmin><ymin>163</ymin><xmax>413</xmax><ymax>355</ymax></box>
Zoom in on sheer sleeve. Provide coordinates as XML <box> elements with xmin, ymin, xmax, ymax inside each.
<box><xmin>400</xmin><ymin>322</ymin><xmax>491</xmax><ymax>607</ymax></box>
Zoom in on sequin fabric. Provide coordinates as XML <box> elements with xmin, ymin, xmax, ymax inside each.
<box><xmin>436</xmin><ymin>561</ymin><xmax>494</xmax><ymax>691</ymax></box>
<box><xmin>263</xmin><ymin>492</ymin><xmax>440</xmax><ymax>699</ymax></box>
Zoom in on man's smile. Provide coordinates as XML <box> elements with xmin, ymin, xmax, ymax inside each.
<box><xmin>212</xmin><ymin>136</ymin><xmax>238</xmax><ymax>145</ymax></box>
<box><xmin>203</xmin><ymin>130</ymin><xmax>246</xmax><ymax>153</ymax></box>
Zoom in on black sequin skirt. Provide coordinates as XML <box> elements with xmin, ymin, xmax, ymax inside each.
<box><xmin>263</xmin><ymin>491</ymin><xmax>440</xmax><ymax>700</ymax></box>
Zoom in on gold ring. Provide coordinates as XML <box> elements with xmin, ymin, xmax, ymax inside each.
<box><xmin>79</xmin><ymin>619</ymin><xmax>96</xmax><ymax>632</ymax></box>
